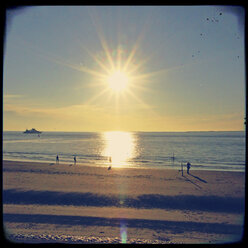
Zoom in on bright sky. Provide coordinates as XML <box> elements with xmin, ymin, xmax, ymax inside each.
<box><xmin>3</xmin><ymin>6</ymin><xmax>245</xmax><ymax>132</ymax></box>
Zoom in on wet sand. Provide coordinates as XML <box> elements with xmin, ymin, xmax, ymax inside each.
<box><xmin>3</xmin><ymin>160</ymin><xmax>245</xmax><ymax>244</ymax></box>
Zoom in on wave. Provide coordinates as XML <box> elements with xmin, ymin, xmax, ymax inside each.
<box><xmin>3</xmin><ymin>131</ymin><xmax>245</xmax><ymax>172</ymax></box>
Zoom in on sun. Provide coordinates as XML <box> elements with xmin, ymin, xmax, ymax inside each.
<box><xmin>107</xmin><ymin>70</ymin><xmax>129</xmax><ymax>93</ymax></box>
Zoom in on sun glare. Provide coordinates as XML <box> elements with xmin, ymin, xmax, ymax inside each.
<box><xmin>107</xmin><ymin>70</ymin><xmax>129</xmax><ymax>93</ymax></box>
<box><xmin>102</xmin><ymin>131</ymin><xmax>137</xmax><ymax>167</ymax></box>
<box><xmin>72</xmin><ymin>23</ymin><xmax>157</xmax><ymax>109</ymax></box>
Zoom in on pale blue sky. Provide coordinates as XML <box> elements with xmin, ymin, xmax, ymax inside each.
<box><xmin>3</xmin><ymin>6</ymin><xmax>245</xmax><ymax>131</ymax></box>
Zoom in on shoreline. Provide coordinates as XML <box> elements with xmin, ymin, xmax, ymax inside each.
<box><xmin>2</xmin><ymin>159</ymin><xmax>245</xmax><ymax>172</ymax></box>
<box><xmin>3</xmin><ymin>160</ymin><xmax>245</xmax><ymax>244</ymax></box>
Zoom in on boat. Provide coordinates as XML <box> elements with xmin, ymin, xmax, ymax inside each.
<box><xmin>23</xmin><ymin>128</ymin><xmax>42</xmax><ymax>134</ymax></box>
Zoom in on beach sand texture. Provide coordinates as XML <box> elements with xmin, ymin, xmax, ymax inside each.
<box><xmin>3</xmin><ymin>160</ymin><xmax>245</xmax><ymax>244</ymax></box>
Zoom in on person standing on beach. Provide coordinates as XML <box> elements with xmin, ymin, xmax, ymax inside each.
<box><xmin>74</xmin><ymin>156</ymin><xmax>77</xmax><ymax>165</ymax></box>
<box><xmin>187</xmin><ymin>162</ymin><xmax>191</xmax><ymax>174</ymax></box>
<box><xmin>172</xmin><ymin>152</ymin><xmax>175</xmax><ymax>165</ymax></box>
<box><xmin>56</xmin><ymin>155</ymin><xmax>59</xmax><ymax>164</ymax></box>
<box><xmin>108</xmin><ymin>156</ymin><xmax>112</xmax><ymax>170</ymax></box>
<box><xmin>180</xmin><ymin>162</ymin><xmax>183</xmax><ymax>176</ymax></box>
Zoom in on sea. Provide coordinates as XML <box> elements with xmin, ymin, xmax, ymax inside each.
<box><xmin>2</xmin><ymin>131</ymin><xmax>246</xmax><ymax>172</ymax></box>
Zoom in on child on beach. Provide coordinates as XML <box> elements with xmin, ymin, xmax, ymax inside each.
<box><xmin>74</xmin><ymin>156</ymin><xmax>77</xmax><ymax>165</ymax></box>
<box><xmin>56</xmin><ymin>155</ymin><xmax>59</xmax><ymax>164</ymax></box>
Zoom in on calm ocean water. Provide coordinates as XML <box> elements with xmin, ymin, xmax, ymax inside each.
<box><xmin>2</xmin><ymin>131</ymin><xmax>245</xmax><ymax>171</ymax></box>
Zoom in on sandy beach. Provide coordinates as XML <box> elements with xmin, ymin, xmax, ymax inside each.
<box><xmin>3</xmin><ymin>160</ymin><xmax>245</xmax><ymax>244</ymax></box>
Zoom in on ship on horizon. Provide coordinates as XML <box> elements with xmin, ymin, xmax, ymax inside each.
<box><xmin>23</xmin><ymin>128</ymin><xmax>42</xmax><ymax>134</ymax></box>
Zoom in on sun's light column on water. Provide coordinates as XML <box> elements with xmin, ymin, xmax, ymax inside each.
<box><xmin>102</xmin><ymin>131</ymin><xmax>137</xmax><ymax>243</ymax></box>
<box><xmin>102</xmin><ymin>131</ymin><xmax>136</xmax><ymax>167</ymax></box>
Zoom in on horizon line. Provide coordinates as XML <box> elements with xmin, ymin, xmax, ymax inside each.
<box><xmin>3</xmin><ymin>130</ymin><xmax>245</xmax><ymax>133</ymax></box>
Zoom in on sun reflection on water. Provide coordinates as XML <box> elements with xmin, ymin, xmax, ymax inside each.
<box><xmin>102</xmin><ymin>131</ymin><xmax>137</xmax><ymax>167</ymax></box>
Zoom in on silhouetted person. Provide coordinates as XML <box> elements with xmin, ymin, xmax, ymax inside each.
<box><xmin>187</xmin><ymin>162</ymin><xmax>191</xmax><ymax>174</ymax></box>
<box><xmin>56</xmin><ymin>155</ymin><xmax>59</xmax><ymax>164</ymax></box>
<box><xmin>172</xmin><ymin>153</ymin><xmax>175</xmax><ymax>163</ymax></box>
<box><xmin>108</xmin><ymin>156</ymin><xmax>112</xmax><ymax>170</ymax></box>
<box><xmin>74</xmin><ymin>156</ymin><xmax>76</xmax><ymax>165</ymax></box>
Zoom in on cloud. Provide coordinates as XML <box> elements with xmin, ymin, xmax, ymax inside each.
<box><xmin>4</xmin><ymin>94</ymin><xmax>24</xmax><ymax>98</ymax></box>
<box><xmin>3</xmin><ymin>94</ymin><xmax>26</xmax><ymax>106</ymax></box>
<box><xmin>4</xmin><ymin>94</ymin><xmax>24</xmax><ymax>99</ymax></box>
<box><xmin>3</xmin><ymin>100</ymin><xmax>244</xmax><ymax>132</ymax></box>
<box><xmin>3</xmin><ymin>102</ymin><xmax>115</xmax><ymax>121</ymax></box>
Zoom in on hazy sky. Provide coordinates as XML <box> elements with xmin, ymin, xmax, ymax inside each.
<box><xmin>3</xmin><ymin>6</ymin><xmax>245</xmax><ymax>132</ymax></box>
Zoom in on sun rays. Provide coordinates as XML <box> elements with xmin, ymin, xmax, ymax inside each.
<box><xmin>17</xmin><ymin>8</ymin><xmax>181</xmax><ymax>118</ymax></box>
<box><xmin>16</xmin><ymin>9</ymin><xmax>184</xmax><ymax>116</ymax></box>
